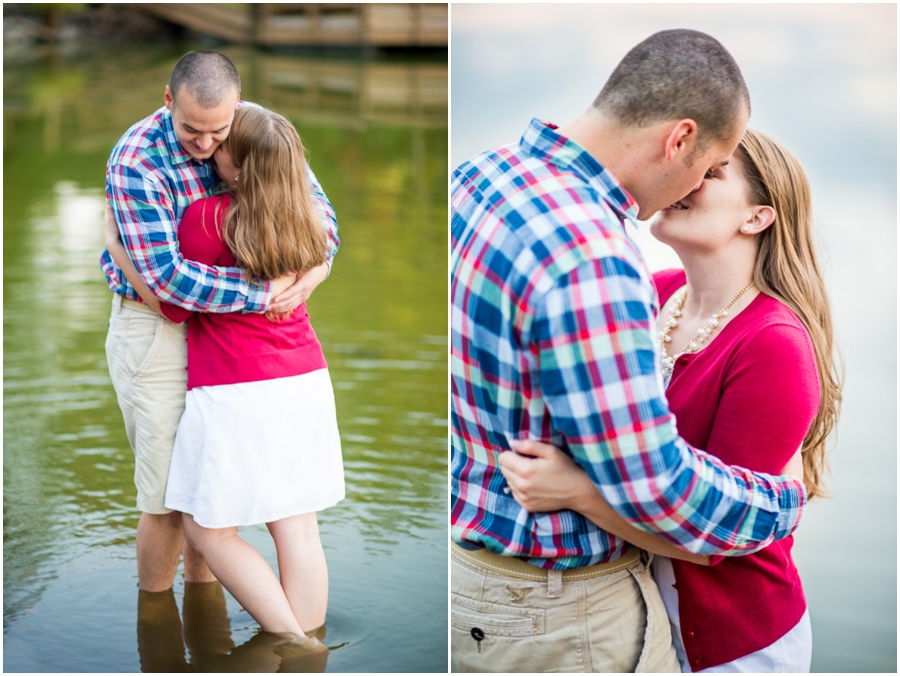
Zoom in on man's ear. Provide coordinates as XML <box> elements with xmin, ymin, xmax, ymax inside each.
<box><xmin>164</xmin><ymin>85</ymin><xmax>174</xmax><ymax>111</ymax></box>
<box><xmin>742</xmin><ymin>205</ymin><xmax>776</xmax><ymax>234</ymax></box>
<box><xmin>664</xmin><ymin>119</ymin><xmax>698</xmax><ymax>162</ymax></box>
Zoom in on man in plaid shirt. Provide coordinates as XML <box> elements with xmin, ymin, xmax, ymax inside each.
<box><xmin>451</xmin><ymin>30</ymin><xmax>806</xmax><ymax>671</ymax></box>
<box><xmin>102</xmin><ymin>52</ymin><xmax>338</xmax><ymax>593</ymax></box>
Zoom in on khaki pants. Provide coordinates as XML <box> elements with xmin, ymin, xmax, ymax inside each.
<box><xmin>105</xmin><ymin>294</ymin><xmax>188</xmax><ymax>514</ymax></box>
<box><xmin>451</xmin><ymin>543</ymin><xmax>679</xmax><ymax>673</ymax></box>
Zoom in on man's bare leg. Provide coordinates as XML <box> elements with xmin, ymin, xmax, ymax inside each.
<box><xmin>183</xmin><ymin>538</ymin><xmax>217</xmax><ymax>583</ymax></box>
<box><xmin>136</xmin><ymin>511</ymin><xmax>184</xmax><ymax>592</ymax></box>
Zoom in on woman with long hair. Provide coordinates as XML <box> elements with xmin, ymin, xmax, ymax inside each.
<box><xmin>106</xmin><ymin>105</ymin><xmax>344</xmax><ymax>646</ymax></box>
<box><xmin>499</xmin><ymin>128</ymin><xmax>841</xmax><ymax>672</ymax></box>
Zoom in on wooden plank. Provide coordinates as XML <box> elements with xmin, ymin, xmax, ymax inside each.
<box><xmin>135</xmin><ymin>3</ymin><xmax>252</xmax><ymax>43</ymax></box>
<box><xmin>134</xmin><ymin>3</ymin><xmax>446</xmax><ymax>47</ymax></box>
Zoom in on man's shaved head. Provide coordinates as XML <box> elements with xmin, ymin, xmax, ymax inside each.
<box><xmin>170</xmin><ymin>51</ymin><xmax>241</xmax><ymax>109</ymax></box>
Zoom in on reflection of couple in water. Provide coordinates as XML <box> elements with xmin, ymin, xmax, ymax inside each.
<box><xmin>137</xmin><ymin>584</ymin><xmax>329</xmax><ymax>672</ymax></box>
<box><xmin>451</xmin><ymin>29</ymin><xmax>840</xmax><ymax>673</ymax></box>
<box><xmin>102</xmin><ymin>50</ymin><xmax>344</xmax><ymax>666</ymax></box>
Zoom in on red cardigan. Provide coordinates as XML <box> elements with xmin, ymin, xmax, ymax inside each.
<box><xmin>159</xmin><ymin>195</ymin><xmax>327</xmax><ymax>390</ymax></box>
<box><xmin>653</xmin><ymin>269</ymin><xmax>819</xmax><ymax>671</ymax></box>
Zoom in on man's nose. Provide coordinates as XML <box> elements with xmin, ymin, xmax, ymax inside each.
<box><xmin>689</xmin><ymin>178</ymin><xmax>704</xmax><ymax>194</ymax></box>
<box><xmin>195</xmin><ymin>136</ymin><xmax>214</xmax><ymax>151</ymax></box>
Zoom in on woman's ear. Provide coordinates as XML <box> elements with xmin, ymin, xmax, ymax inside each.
<box><xmin>741</xmin><ymin>205</ymin><xmax>775</xmax><ymax>235</ymax></box>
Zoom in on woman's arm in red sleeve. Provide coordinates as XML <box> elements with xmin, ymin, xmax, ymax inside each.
<box><xmin>158</xmin><ymin>199</ymin><xmax>229</xmax><ymax>324</ymax></box>
<box><xmin>702</xmin><ymin>321</ymin><xmax>819</xmax><ymax>563</ymax></box>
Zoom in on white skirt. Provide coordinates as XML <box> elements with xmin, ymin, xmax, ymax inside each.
<box><xmin>164</xmin><ymin>368</ymin><xmax>345</xmax><ymax>528</ymax></box>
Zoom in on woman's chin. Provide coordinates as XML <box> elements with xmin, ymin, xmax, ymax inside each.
<box><xmin>647</xmin><ymin>218</ymin><xmax>669</xmax><ymax>244</ymax></box>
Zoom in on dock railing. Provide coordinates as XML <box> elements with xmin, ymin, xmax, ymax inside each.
<box><xmin>134</xmin><ymin>3</ymin><xmax>447</xmax><ymax>47</ymax></box>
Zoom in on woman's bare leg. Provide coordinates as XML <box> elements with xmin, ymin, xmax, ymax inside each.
<box><xmin>182</xmin><ymin>514</ymin><xmax>306</xmax><ymax>637</ymax></box>
<box><xmin>267</xmin><ymin>513</ymin><xmax>328</xmax><ymax>632</ymax></box>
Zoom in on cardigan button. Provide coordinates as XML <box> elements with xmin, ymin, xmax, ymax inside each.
<box><xmin>693</xmin><ymin>657</ymin><xmax>703</xmax><ymax>667</ymax></box>
<box><xmin>685</xmin><ymin>630</ymin><xmax>695</xmax><ymax>638</ymax></box>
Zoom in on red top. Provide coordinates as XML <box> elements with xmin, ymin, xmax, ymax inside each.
<box><xmin>160</xmin><ymin>195</ymin><xmax>327</xmax><ymax>390</ymax></box>
<box><xmin>653</xmin><ymin>269</ymin><xmax>819</xmax><ymax>671</ymax></box>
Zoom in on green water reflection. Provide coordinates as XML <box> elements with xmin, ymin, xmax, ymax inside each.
<box><xmin>4</xmin><ymin>43</ymin><xmax>448</xmax><ymax>673</ymax></box>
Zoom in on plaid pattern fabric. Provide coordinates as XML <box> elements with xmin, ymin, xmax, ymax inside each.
<box><xmin>450</xmin><ymin>118</ymin><xmax>806</xmax><ymax>570</ymax></box>
<box><xmin>100</xmin><ymin>105</ymin><xmax>339</xmax><ymax>312</ymax></box>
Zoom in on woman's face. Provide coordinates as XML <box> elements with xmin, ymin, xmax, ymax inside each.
<box><xmin>212</xmin><ymin>142</ymin><xmax>240</xmax><ymax>187</ymax></box>
<box><xmin>649</xmin><ymin>150</ymin><xmax>756</xmax><ymax>253</ymax></box>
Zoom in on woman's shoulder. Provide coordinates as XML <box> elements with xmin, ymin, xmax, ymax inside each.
<box><xmin>737</xmin><ymin>294</ymin><xmax>817</xmax><ymax>369</ymax></box>
<box><xmin>184</xmin><ymin>193</ymin><xmax>232</xmax><ymax>220</ymax></box>
<box><xmin>651</xmin><ymin>268</ymin><xmax>686</xmax><ymax>304</ymax></box>
<box><xmin>178</xmin><ymin>194</ymin><xmax>233</xmax><ymax>260</ymax></box>
<box><xmin>751</xmin><ymin>294</ymin><xmax>810</xmax><ymax>335</ymax></box>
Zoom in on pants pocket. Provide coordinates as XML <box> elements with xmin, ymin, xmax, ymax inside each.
<box><xmin>628</xmin><ymin>557</ymin><xmax>680</xmax><ymax>673</ymax></box>
<box><xmin>451</xmin><ymin>592</ymin><xmax>548</xmax><ymax>672</ymax></box>
<box><xmin>451</xmin><ymin>595</ymin><xmax>544</xmax><ymax>638</ymax></box>
<box><xmin>124</xmin><ymin>312</ymin><xmax>164</xmax><ymax>380</ymax></box>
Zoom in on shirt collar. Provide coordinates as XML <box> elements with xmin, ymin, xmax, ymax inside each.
<box><xmin>162</xmin><ymin>106</ymin><xmax>202</xmax><ymax>167</ymax></box>
<box><xmin>520</xmin><ymin>118</ymin><xmax>639</xmax><ymax>223</ymax></box>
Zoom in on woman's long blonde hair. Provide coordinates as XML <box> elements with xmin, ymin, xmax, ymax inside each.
<box><xmin>220</xmin><ymin>106</ymin><xmax>326</xmax><ymax>280</ymax></box>
<box><xmin>737</xmin><ymin>128</ymin><xmax>842</xmax><ymax>499</ymax></box>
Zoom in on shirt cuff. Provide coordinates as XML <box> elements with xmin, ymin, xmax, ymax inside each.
<box><xmin>773</xmin><ymin>476</ymin><xmax>807</xmax><ymax>541</ymax></box>
<box><xmin>245</xmin><ymin>280</ymin><xmax>271</xmax><ymax>313</ymax></box>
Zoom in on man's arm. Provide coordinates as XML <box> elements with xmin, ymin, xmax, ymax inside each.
<box><xmin>533</xmin><ymin>256</ymin><xmax>806</xmax><ymax>556</ymax></box>
<box><xmin>104</xmin><ymin>201</ymin><xmax>163</xmax><ymax>313</ymax></box>
<box><xmin>106</xmin><ymin>164</ymin><xmax>271</xmax><ymax>313</ymax></box>
<box><xmin>308</xmin><ymin>164</ymin><xmax>340</xmax><ymax>267</ymax></box>
<box><xmin>499</xmin><ymin>439</ymin><xmax>711</xmax><ymax>565</ymax></box>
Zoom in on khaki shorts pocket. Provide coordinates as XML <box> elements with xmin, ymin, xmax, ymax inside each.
<box><xmin>451</xmin><ymin>593</ymin><xmax>546</xmax><ymax>638</ymax></box>
<box><xmin>124</xmin><ymin>312</ymin><xmax>164</xmax><ymax>380</ymax></box>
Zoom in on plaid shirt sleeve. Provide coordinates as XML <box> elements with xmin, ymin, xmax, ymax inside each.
<box><xmin>108</xmin><ymin>162</ymin><xmax>270</xmax><ymax>313</ymax></box>
<box><xmin>533</xmin><ymin>255</ymin><xmax>806</xmax><ymax>556</ymax></box>
<box><xmin>307</xmin><ymin>163</ymin><xmax>340</xmax><ymax>272</ymax></box>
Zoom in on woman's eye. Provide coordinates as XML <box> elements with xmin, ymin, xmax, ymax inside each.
<box><xmin>704</xmin><ymin>169</ymin><xmax>716</xmax><ymax>179</ymax></box>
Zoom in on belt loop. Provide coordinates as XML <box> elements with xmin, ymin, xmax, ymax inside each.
<box><xmin>113</xmin><ymin>293</ymin><xmax>122</xmax><ymax>314</ymax></box>
<box><xmin>547</xmin><ymin>569</ymin><xmax>563</xmax><ymax>598</ymax></box>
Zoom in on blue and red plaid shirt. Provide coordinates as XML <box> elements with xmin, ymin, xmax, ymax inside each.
<box><xmin>100</xmin><ymin>105</ymin><xmax>339</xmax><ymax>311</ymax></box>
<box><xmin>450</xmin><ymin>118</ymin><xmax>806</xmax><ymax>569</ymax></box>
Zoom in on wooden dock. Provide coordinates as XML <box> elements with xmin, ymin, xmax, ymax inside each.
<box><xmin>134</xmin><ymin>3</ymin><xmax>447</xmax><ymax>48</ymax></box>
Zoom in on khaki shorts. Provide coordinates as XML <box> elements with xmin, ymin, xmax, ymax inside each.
<box><xmin>105</xmin><ymin>294</ymin><xmax>188</xmax><ymax>514</ymax></box>
<box><xmin>451</xmin><ymin>543</ymin><xmax>679</xmax><ymax>673</ymax></box>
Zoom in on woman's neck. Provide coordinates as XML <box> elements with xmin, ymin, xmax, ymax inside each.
<box><xmin>677</xmin><ymin>243</ymin><xmax>758</xmax><ymax>321</ymax></box>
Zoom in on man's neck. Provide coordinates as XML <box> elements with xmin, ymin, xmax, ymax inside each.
<box><xmin>557</xmin><ymin>109</ymin><xmax>643</xmax><ymax>189</ymax></box>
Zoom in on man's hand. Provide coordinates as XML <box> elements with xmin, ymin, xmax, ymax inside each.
<box><xmin>268</xmin><ymin>261</ymin><xmax>329</xmax><ymax>314</ymax></box>
<box><xmin>104</xmin><ymin>200</ymin><xmax>122</xmax><ymax>249</ymax></box>
<box><xmin>498</xmin><ymin>439</ymin><xmax>596</xmax><ymax>513</ymax></box>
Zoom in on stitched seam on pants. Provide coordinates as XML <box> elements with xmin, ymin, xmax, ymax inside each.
<box><xmin>130</xmin><ymin>314</ymin><xmax>164</xmax><ymax>381</ymax></box>
<box><xmin>577</xmin><ymin>580</ymin><xmax>592</xmax><ymax>672</ymax></box>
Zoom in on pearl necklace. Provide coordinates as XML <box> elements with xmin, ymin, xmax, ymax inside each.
<box><xmin>659</xmin><ymin>281</ymin><xmax>755</xmax><ymax>379</ymax></box>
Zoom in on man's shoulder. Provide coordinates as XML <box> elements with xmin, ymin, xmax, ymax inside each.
<box><xmin>108</xmin><ymin>106</ymin><xmax>172</xmax><ymax>174</ymax></box>
<box><xmin>455</xmin><ymin>145</ymin><xmax>643</xmax><ymax>284</ymax></box>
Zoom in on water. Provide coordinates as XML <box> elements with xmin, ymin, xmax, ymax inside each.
<box><xmin>4</xmin><ymin>43</ymin><xmax>448</xmax><ymax>672</ymax></box>
<box><xmin>451</xmin><ymin>5</ymin><xmax>896</xmax><ymax>672</ymax></box>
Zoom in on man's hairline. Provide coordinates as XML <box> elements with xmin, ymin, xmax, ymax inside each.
<box><xmin>170</xmin><ymin>82</ymin><xmax>241</xmax><ymax>111</ymax></box>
